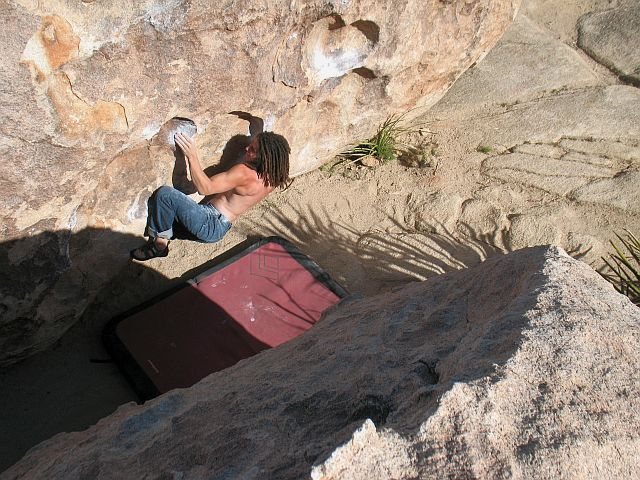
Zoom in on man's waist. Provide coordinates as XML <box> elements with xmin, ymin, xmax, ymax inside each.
<box><xmin>208</xmin><ymin>198</ymin><xmax>235</xmax><ymax>223</ymax></box>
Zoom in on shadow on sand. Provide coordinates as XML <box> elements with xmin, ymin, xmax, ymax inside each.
<box><xmin>237</xmin><ymin>203</ymin><xmax>511</xmax><ymax>295</ymax></box>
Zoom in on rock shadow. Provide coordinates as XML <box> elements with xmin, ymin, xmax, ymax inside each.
<box><xmin>1</xmin><ymin>222</ymin><xmax>562</xmax><ymax>476</ymax></box>
<box><xmin>0</xmin><ymin>227</ymin><xmax>176</xmax><ymax>473</ymax></box>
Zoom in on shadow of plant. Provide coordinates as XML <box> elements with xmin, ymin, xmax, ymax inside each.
<box><xmin>238</xmin><ymin>204</ymin><xmax>510</xmax><ymax>295</ymax></box>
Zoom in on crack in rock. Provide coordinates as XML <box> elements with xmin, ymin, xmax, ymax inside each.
<box><xmin>482</xmin><ymin>137</ymin><xmax>640</xmax><ymax>211</ymax></box>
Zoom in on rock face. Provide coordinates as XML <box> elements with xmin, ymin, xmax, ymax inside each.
<box><xmin>578</xmin><ymin>3</ymin><xmax>640</xmax><ymax>87</ymax></box>
<box><xmin>0</xmin><ymin>0</ymin><xmax>520</xmax><ymax>366</ymax></box>
<box><xmin>3</xmin><ymin>246</ymin><xmax>639</xmax><ymax>479</ymax></box>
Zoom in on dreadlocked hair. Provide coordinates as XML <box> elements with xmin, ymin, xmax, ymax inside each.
<box><xmin>255</xmin><ymin>131</ymin><xmax>291</xmax><ymax>188</ymax></box>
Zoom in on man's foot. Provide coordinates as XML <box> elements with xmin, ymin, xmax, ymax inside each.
<box><xmin>130</xmin><ymin>239</ymin><xmax>169</xmax><ymax>261</ymax></box>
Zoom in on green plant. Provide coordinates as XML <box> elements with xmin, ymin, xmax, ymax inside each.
<box><xmin>601</xmin><ymin>229</ymin><xmax>640</xmax><ymax>305</ymax></box>
<box><xmin>336</xmin><ymin>113</ymin><xmax>420</xmax><ymax>169</ymax></box>
<box><xmin>476</xmin><ymin>145</ymin><xmax>492</xmax><ymax>154</ymax></box>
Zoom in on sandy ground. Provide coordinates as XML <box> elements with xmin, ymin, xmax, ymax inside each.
<box><xmin>2</xmin><ymin>0</ymin><xmax>639</xmax><ymax>473</ymax></box>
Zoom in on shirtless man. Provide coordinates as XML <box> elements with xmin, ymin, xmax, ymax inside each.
<box><xmin>130</xmin><ymin>130</ymin><xmax>290</xmax><ymax>261</ymax></box>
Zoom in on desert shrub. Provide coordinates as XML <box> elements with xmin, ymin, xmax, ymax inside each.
<box><xmin>336</xmin><ymin>113</ymin><xmax>423</xmax><ymax>169</ymax></box>
<box><xmin>601</xmin><ymin>230</ymin><xmax>640</xmax><ymax>305</ymax></box>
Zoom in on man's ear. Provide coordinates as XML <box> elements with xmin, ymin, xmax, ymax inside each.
<box><xmin>246</xmin><ymin>138</ymin><xmax>259</xmax><ymax>161</ymax></box>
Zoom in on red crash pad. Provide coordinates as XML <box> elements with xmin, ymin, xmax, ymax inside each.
<box><xmin>103</xmin><ymin>236</ymin><xmax>347</xmax><ymax>400</ymax></box>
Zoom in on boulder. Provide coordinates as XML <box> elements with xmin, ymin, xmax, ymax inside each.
<box><xmin>3</xmin><ymin>246</ymin><xmax>639</xmax><ymax>478</ymax></box>
<box><xmin>578</xmin><ymin>4</ymin><xmax>640</xmax><ymax>86</ymax></box>
<box><xmin>0</xmin><ymin>0</ymin><xmax>520</xmax><ymax>366</ymax></box>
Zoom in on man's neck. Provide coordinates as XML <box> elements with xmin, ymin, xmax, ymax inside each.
<box><xmin>243</xmin><ymin>156</ymin><xmax>258</xmax><ymax>171</ymax></box>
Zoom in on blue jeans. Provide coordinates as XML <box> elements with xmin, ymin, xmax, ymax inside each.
<box><xmin>145</xmin><ymin>186</ymin><xmax>232</xmax><ymax>243</ymax></box>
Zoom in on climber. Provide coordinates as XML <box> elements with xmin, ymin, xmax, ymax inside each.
<box><xmin>130</xmin><ymin>130</ymin><xmax>291</xmax><ymax>261</ymax></box>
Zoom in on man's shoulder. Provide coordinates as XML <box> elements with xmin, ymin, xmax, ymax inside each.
<box><xmin>227</xmin><ymin>162</ymin><xmax>255</xmax><ymax>175</ymax></box>
<box><xmin>229</xmin><ymin>162</ymin><xmax>262</xmax><ymax>185</ymax></box>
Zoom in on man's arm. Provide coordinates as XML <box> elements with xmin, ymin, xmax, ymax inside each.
<box><xmin>175</xmin><ymin>132</ymin><xmax>247</xmax><ymax>195</ymax></box>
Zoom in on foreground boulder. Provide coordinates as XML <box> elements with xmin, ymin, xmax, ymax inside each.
<box><xmin>4</xmin><ymin>246</ymin><xmax>638</xmax><ymax>479</ymax></box>
<box><xmin>0</xmin><ymin>0</ymin><xmax>519</xmax><ymax>365</ymax></box>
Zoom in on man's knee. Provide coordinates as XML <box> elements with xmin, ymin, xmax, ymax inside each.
<box><xmin>156</xmin><ymin>185</ymin><xmax>174</xmax><ymax>197</ymax></box>
<box><xmin>154</xmin><ymin>185</ymin><xmax>177</xmax><ymax>204</ymax></box>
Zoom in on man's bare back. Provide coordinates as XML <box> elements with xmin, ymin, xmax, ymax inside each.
<box><xmin>209</xmin><ymin>164</ymin><xmax>274</xmax><ymax>222</ymax></box>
